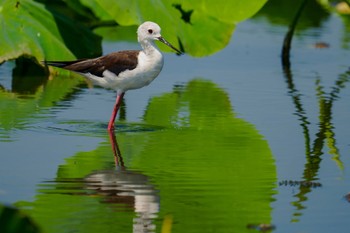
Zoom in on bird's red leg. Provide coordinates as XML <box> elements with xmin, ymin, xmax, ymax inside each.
<box><xmin>107</xmin><ymin>92</ymin><xmax>125</xmax><ymax>131</ymax></box>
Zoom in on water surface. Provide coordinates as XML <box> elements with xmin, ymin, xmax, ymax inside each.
<box><xmin>1</xmin><ymin>2</ymin><xmax>350</xmax><ymax>233</ymax></box>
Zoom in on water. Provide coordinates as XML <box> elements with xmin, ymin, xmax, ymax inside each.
<box><xmin>1</xmin><ymin>4</ymin><xmax>350</xmax><ymax>233</ymax></box>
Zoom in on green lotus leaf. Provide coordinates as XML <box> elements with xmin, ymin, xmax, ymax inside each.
<box><xmin>80</xmin><ymin>0</ymin><xmax>267</xmax><ymax>56</ymax></box>
<box><xmin>0</xmin><ymin>0</ymin><xmax>101</xmax><ymax>63</ymax></box>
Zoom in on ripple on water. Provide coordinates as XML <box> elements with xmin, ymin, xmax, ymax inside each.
<box><xmin>27</xmin><ymin>119</ymin><xmax>166</xmax><ymax>136</ymax></box>
<box><xmin>31</xmin><ymin>168</ymin><xmax>160</xmax><ymax>233</ymax></box>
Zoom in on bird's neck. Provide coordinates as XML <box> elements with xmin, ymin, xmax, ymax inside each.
<box><xmin>141</xmin><ymin>40</ymin><xmax>160</xmax><ymax>56</ymax></box>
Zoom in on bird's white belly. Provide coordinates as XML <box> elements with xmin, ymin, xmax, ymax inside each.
<box><xmin>116</xmin><ymin>54</ymin><xmax>163</xmax><ymax>91</ymax></box>
<box><xmin>85</xmin><ymin>50</ymin><xmax>164</xmax><ymax>92</ymax></box>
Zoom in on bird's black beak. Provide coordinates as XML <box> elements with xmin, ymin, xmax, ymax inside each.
<box><xmin>157</xmin><ymin>36</ymin><xmax>183</xmax><ymax>55</ymax></box>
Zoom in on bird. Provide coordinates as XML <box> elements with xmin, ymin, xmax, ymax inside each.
<box><xmin>44</xmin><ymin>21</ymin><xmax>183</xmax><ymax>131</ymax></box>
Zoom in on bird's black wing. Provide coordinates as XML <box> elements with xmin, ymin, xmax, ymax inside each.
<box><xmin>44</xmin><ymin>50</ymin><xmax>140</xmax><ymax>77</ymax></box>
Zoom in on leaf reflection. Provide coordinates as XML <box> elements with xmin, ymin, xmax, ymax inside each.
<box><xmin>282</xmin><ymin>29</ymin><xmax>349</xmax><ymax>223</ymax></box>
<box><xmin>16</xmin><ymin>79</ymin><xmax>276</xmax><ymax>233</ymax></box>
<box><xmin>30</xmin><ymin>132</ymin><xmax>161</xmax><ymax>233</ymax></box>
<box><xmin>279</xmin><ymin>0</ymin><xmax>350</xmax><ymax>221</ymax></box>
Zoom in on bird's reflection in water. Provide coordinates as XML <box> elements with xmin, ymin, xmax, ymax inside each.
<box><xmin>84</xmin><ymin>131</ymin><xmax>160</xmax><ymax>233</ymax></box>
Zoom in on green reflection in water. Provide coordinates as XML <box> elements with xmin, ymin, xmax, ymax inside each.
<box><xmin>133</xmin><ymin>79</ymin><xmax>277</xmax><ymax>232</ymax></box>
<box><xmin>17</xmin><ymin>79</ymin><xmax>276</xmax><ymax>233</ymax></box>
<box><xmin>0</xmin><ymin>69</ymin><xmax>83</xmax><ymax>136</ymax></box>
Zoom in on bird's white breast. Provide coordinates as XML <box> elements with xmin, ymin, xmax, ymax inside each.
<box><xmin>90</xmin><ymin>49</ymin><xmax>163</xmax><ymax>92</ymax></box>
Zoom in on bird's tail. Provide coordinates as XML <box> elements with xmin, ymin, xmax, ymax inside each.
<box><xmin>42</xmin><ymin>60</ymin><xmax>85</xmax><ymax>68</ymax></box>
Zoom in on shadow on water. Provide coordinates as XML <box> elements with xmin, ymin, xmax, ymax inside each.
<box><xmin>280</xmin><ymin>0</ymin><xmax>350</xmax><ymax>222</ymax></box>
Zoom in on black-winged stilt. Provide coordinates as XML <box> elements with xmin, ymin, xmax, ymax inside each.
<box><xmin>44</xmin><ymin>21</ymin><xmax>182</xmax><ymax>131</ymax></box>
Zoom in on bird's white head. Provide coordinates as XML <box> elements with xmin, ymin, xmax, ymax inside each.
<box><xmin>137</xmin><ymin>21</ymin><xmax>162</xmax><ymax>43</ymax></box>
<box><xmin>137</xmin><ymin>21</ymin><xmax>183</xmax><ymax>55</ymax></box>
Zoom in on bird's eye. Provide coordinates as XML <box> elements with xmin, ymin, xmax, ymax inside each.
<box><xmin>148</xmin><ymin>29</ymin><xmax>153</xmax><ymax>34</ymax></box>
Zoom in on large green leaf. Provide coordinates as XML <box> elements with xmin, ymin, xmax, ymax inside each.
<box><xmin>0</xmin><ymin>0</ymin><xmax>101</xmax><ymax>63</ymax></box>
<box><xmin>255</xmin><ymin>0</ymin><xmax>329</xmax><ymax>29</ymax></box>
<box><xmin>81</xmin><ymin>0</ymin><xmax>267</xmax><ymax>56</ymax></box>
